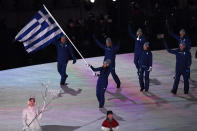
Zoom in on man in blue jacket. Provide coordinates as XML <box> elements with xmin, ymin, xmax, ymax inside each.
<box><xmin>55</xmin><ymin>36</ymin><xmax>76</xmax><ymax>85</ymax></box>
<box><xmin>168</xmin><ymin>29</ymin><xmax>191</xmax><ymax>51</ymax></box>
<box><xmin>169</xmin><ymin>29</ymin><xmax>192</xmax><ymax>79</ymax></box>
<box><xmin>163</xmin><ymin>40</ymin><xmax>191</xmax><ymax>94</ymax></box>
<box><xmin>128</xmin><ymin>26</ymin><xmax>146</xmax><ymax>75</ymax></box>
<box><xmin>90</xmin><ymin>59</ymin><xmax>111</xmax><ymax>108</ymax></box>
<box><xmin>93</xmin><ymin>35</ymin><xmax>121</xmax><ymax>88</ymax></box>
<box><xmin>138</xmin><ymin>42</ymin><xmax>152</xmax><ymax>92</ymax></box>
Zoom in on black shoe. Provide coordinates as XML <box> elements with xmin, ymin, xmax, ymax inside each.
<box><xmin>60</xmin><ymin>82</ymin><xmax>65</xmax><ymax>86</ymax></box>
<box><xmin>99</xmin><ymin>105</ymin><xmax>104</xmax><ymax>108</ymax></box>
<box><xmin>145</xmin><ymin>89</ymin><xmax>149</xmax><ymax>92</ymax></box>
<box><xmin>117</xmin><ymin>83</ymin><xmax>121</xmax><ymax>88</ymax></box>
<box><xmin>140</xmin><ymin>88</ymin><xmax>144</xmax><ymax>92</ymax></box>
<box><xmin>184</xmin><ymin>91</ymin><xmax>189</xmax><ymax>94</ymax></box>
<box><xmin>171</xmin><ymin>90</ymin><xmax>177</xmax><ymax>95</ymax></box>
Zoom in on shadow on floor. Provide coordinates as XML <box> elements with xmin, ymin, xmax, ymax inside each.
<box><xmin>99</xmin><ymin>107</ymin><xmax>125</xmax><ymax>121</ymax></box>
<box><xmin>58</xmin><ymin>85</ymin><xmax>82</xmax><ymax>97</ymax></box>
<box><xmin>190</xmin><ymin>79</ymin><xmax>197</xmax><ymax>88</ymax></box>
<box><xmin>106</xmin><ymin>88</ymin><xmax>137</xmax><ymax>104</ymax></box>
<box><xmin>177</xmin><ymin>93</ymin><xmax>197</xmax><ymax>108</ymax></box>
<box><xmin>177</xmin><ymin>93</ymin><xmax>197</xmax><ymax>101</ymax></box>
<box><xmin>82</xmin><ymin>116</ymin><xmax>106</xmax><ymax>127</ymax></box>
<box><xmin>143</xmin><ymin>92</ymin><xmax>168</xmax><ymax>106</ymax></box>
<box><xmin>149</xmin><ymin>78</ymin><xmax>162</xmax><ymax>86</ymax></box>
<box><xmin>41</xmin><ymin>125</ymin><xmax>81</xmax><ymax>131</ymax></box>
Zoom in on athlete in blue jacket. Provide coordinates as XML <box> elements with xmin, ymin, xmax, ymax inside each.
<box><xmin>168</xmin><ymin>29</ymin><xmax>191</xmax><ymax>51</ymax></box>
<box><xmin>128</xmin><ymin>25</ymin><xmax>146</xmax><ymax>75</ymax></box>
<box><xmin>90</xmin><ymin>59</ymin><xmax>111</xmax><ymax>108</ymax></box>
<box><xmin>55</xmin><ymin>36</ymin><xmax>76</xmax><ymax>85</ymax></box>
<box><xmin>93</xmin><ymin>35</ymin><xmax>121</xmax><ymax>88</ymax></box>
<box><xmin>163</xmin><ymin>40</ymin><xmax>191</xmax><ymax>94</ymax></box>
<box><xmin>169</xmin><ymin>29</ymin><xmax>192</xmax><ymax>79</ymax></box>
<box><xmin>138</xmin><ymin>42</ymin><xmax>152</xmax><ymax>92</ymax></box>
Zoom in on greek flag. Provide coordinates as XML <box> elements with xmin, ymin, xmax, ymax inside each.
<box><xmin>15</xmin><ymin>7</ymin><xmax>64</xmax><ymax>53</ymax></box>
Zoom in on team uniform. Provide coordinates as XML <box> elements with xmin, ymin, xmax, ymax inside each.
<box><xmin>128</xmin><ymin>26</ymin><xmax>146</xmax><ymax>73</ymax></box>
<box><xmin>169</xmin><ymin>30</ymin><xmax>192</xmax><ymax>78</ymax></box>
<box><xmin>90</xmin><ymin>65</ymin><xmax>110</xmax><ymax>108</ymax></box>
<box><xmin>93</xmin><ymin>37</ymin><xmax>121</xmax><ymax>88</ymax></box>
<box><xmin>164</xmin><ymin>40</ymin><xmax>192</xmax><ymax>94</ymax></box>
<box><xmin>169</xmin><ymin>31</ymin><xmax>191</xmax><ymax>51</ymax></box>
<box><xmin>138</xmin><ymin>43</ymin><xmax>152</xmax><ymax>92</ymax></box>
<box><xmin>55</xmin><ymin>41</ymin><xmax>76</xmax><ymax>85</ymax></box>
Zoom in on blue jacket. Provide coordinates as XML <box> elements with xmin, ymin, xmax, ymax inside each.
<box><xmin>55</xmin><ymin>42</ymin><xmax>76</xmax><ymax>64</ymax></box>
<box><xmin>164</xmin><ymin>40</ymin><xmax>192</xmax><ymax>72</ymax></box>
<box><xmin>91</xmin><ymin>66</ymin><xmax>110</xmax><ymax>87</ymax></box>
<box><xmin>128</xmin><ymin>27</ymin><xmax>146</xmax><ymax>55</ymax></box>
<box><xmin>169</xmin><ymin>31</ymin><xmax>191</xmax><ymax>51</ymax></box>
<box><xmin>139</xmin><ymin>50</ymin><xmax>152</xmax><ymax>70</ymax></box>
<box><xmin>94</xmin><ymin>39</ymin><xmax>119</xmax><ymax>66</ymax></box>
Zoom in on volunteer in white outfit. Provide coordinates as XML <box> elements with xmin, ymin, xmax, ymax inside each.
<box><xmin>22</xmin><ymin>98</ymin><xmax>45</xmax><ymax>131</ymax></box>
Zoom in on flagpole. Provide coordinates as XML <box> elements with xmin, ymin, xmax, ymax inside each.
<box><xmin>43</xmin><ymin>4</ymin><xmax>95</xmax><ymax>75</ymax></box>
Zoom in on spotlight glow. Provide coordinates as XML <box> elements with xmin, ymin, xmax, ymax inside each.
<box><xmin>90</xmin><ymin>0</ymin><xmax>95</xmax><ymax>3</ymax></box>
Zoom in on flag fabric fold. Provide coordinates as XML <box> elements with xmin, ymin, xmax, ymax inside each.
<box><xmin>15</xmin><ymin>7</ymin><xmax>64</xmax><ymax>53</ymax></box>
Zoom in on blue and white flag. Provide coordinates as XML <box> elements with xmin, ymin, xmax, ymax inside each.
<box><xmin>15</xmin><ymin>7</ymin><xmax>64</xmax><ymax>53</ymax></box>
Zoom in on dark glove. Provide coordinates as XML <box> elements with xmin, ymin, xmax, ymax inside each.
<box><xmin>73</xmin><ymin>59</ymin><xmax>76</xmax><ymax>64</ymax></box>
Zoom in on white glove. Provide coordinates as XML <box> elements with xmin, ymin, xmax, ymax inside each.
<box><xmin>86</xmin><ymin>63</ymin><xmax>90</xmax><ymax>67</ymax></box>
<box><xmin>148</xmin><ymin>66</ymin><xmax>152</xmax><ymax>72</ymax></box>
<box><xmin>101</xmin><ymin>127</ymin><xmax>110</xmax><ymax>131</ymax></box>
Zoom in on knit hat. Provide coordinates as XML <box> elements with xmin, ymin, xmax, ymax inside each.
<box><xmin>144</xmin><ymin>42</ymin><xmax>150</xmax><ymax>47</ymax></box>
<box><xmin>103</xmin><ymin>59</ymin><xmax>111</xmax><ymax>66</ymax></box>
<box><xmin>136</xmin><ymin>28</ymin><xmax>143</xmax><ymax>35</ymax></box>
<box><xmin>179</xmin><ymin>29</ymin><xmax>186</xmax><ymax>35</ymax></box>
<box><xmin>107</xmin><ymin>110</ymin><xmax>113</xmax><ymax>116</ymax></box>
<box><xmin>106</xmin><ymin>37</ymin><xmax>112</xmax><ymax>44</ymax></box>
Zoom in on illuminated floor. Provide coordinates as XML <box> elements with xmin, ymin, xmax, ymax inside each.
<box><xmin>0</xmin><ymin>48</ymin><xmax>197</xmax><ymax>131</ymax></box>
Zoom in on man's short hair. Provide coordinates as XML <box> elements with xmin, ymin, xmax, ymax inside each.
<box><xmin>29</xmin><ymin>98</ymin><xmax>35</xmax><ymax>102</ymax></box>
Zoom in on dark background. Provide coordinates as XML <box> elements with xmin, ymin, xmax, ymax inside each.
<box><xmin>0</xmin><ymin>0</ymin><xmax>197</xmax><ymax>71</ymax></box>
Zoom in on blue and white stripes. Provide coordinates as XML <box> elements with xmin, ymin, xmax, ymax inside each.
<box><xmin>15</xmin><ymin>8</ymin><xmax>64</xmax><ymax>53</ymax></box>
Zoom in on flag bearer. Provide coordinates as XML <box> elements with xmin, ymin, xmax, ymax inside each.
<box><xmin>55</xmin><ymin>36</ymin><xmax>76</xmax><ymax>85</ymax></box>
